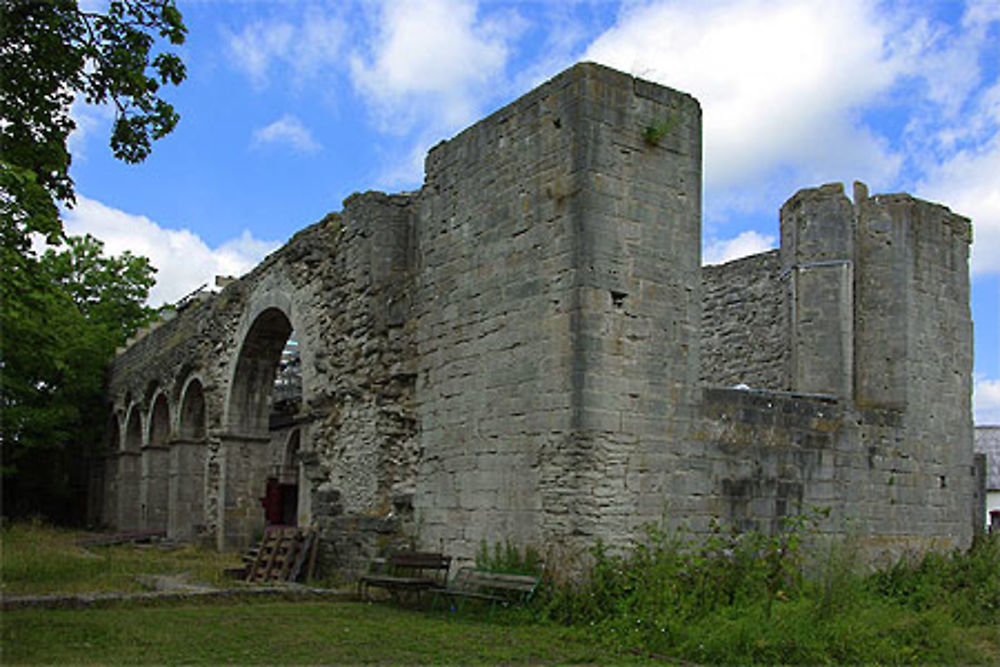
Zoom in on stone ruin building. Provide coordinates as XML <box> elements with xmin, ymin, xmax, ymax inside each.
<box><xmin>90</xmin><ymin>63</ymin><xmax>985</xmax><ymax>574</ymax></box>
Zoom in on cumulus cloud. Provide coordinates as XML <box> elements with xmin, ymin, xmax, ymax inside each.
<box><xmin>975</xmin><ymin>376</ymin><xmax>1000</xmax><ymax>425</ymax></box>
<box><xmin>914</xmin><ymin>79</ymin><xmax>1000</xmax><ymax>276</ymax></box>
<box><xmin>703</xmin><ymin>231</ymin><xmax>777</xmax><ymax>265</ymax></box>
<box><xmin>349</xmin><ymin>0</ymin><xmax>520</xmax><ymax>134</ymax></box>
<box><xmin>252</xmin><ymin>114</ymin><xmax>321</xmax><ymax>153</ymax></box>
<box><xmin>62</xmin><ymin>195</ymin><xmax>281</xmax><ymax>306</ymax></box>
<box><xmin>584</xmin><ymin>0</ymin><xmax>908</xmax><ymax>194</ymax></box>
<box><xmin>223</xmin><ymin>8</ymin><xmax>346</xmax><ymax>88</ymax></box>
<box><xmin>917</xmin><ymin>132</ymin><xmax>1000</xmax><ymax>276</ymax></box>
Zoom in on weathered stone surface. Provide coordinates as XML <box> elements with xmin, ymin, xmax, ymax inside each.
<box><xmin>701</xmin><ymin>251</ymin><xmax>787</xmax><ymax>390</ymax></box>
<box><xmin>94</xmin><ymin>62</ymin><xmax>979</xmax><ymax>576</ymax></box>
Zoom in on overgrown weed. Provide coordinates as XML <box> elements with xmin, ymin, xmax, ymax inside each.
<box><xmin>531</xmin><ymin>514</ymin><xmax>999</xmax><ymax>664</ymax></box>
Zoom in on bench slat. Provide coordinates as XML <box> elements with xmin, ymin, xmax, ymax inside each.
<box><xmin>442</xmin><ymin>567</ymin><xmax>540</xmax><ymax>610</ymax></box>
<box><xmin>357</xmin><ymin>551</ymin><xmax>452</xmax><ymax>601</ymax></box>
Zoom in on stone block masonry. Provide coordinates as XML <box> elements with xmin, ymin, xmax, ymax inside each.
<box><xmin>95</xmin><ymin>62</ymin><xmax>981</xmax><ymax>575</ymax></box>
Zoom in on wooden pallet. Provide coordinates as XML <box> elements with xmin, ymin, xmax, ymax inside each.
<box><xmin>245</xmin><ymin>527</ymin><xmax>318</xmax><ymax>584</ymax></box>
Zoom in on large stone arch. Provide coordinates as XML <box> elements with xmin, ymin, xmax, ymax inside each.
<box><xmin>142</xmin><ymin>392</ymin><xmax>170</xmax><ymax>531</ymax></box>
<box><xmin>118</xmin><ymin>405</ymin><xmax>143</xmax><ymax>530</ymax></box>
<box><xmin>218</xmin><ymin>296</ymin><xmax>305</xmax><ymax>549</ymax></box>
<box><xmin>169</xmin><ymin>376</ymin><xmax>209</xmax><ymax>540</ymax></box>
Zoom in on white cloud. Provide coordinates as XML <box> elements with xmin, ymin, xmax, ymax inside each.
<box><xmin>252</xmin><ymin>114</ymin><xmax>321</xmax><ymax>153</ymax></box>
<box><xmin>917</xmin><ymin>132</ymin><xmax>1000</xmax><ymax>276</ymax></box>
<box><xmin>703</xmin><ymin>231</ymin><xmax>777</xmax><ymax>265</ymax></box>
<box><xmin>349</xmin><ymin>0</ymin><xmax>520</xmax><ymax>135</ymax></box>
<box><xmin>61</xmin><ymin>195</ymin><xmax>281</xmax><ymax>306</ymax></box>
<box><xmin>975</xmin><ymin>376</ymin><xmax>1000</xmax><ymax>425</ymax></box>
<box><xmin>223</xmin><ymin>8</ymin><xmax>346</xmax><ymax>88</ymax></box>
<box><xmin>67</xmin><ymin>96</ymin><xmax>114</xmax><ymax>161</ymax></box>
<box><xmin>584</xmin><ymin>0</ymin><xmax>908</xmax><ymax>194</ymax></box>
<box><xmin>914</xmin><ymin>76</ymin><xmax>1000</xmax><ymax>276</ymax></box>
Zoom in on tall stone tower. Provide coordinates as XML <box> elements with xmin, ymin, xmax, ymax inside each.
<box><xmin>413</xmin><ymin>63</ymin><xmax>703</xmax><ymax>556</ymax></box>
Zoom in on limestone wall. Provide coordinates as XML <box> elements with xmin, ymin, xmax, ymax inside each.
<box><xmin>102</xmin><ymin>197</ymin><xmax>419</xmax><ymax>554</ymax></box>
<box><xmin>701</xmin><ymin>250</ymin><xmax>788</xmax><ymax>390</ymax></box>
<box><xmin>97</xmin><ymin>61</ymin><xmax>979</xmax><ymax>575</ymax></box>
<box><xmin>413</xmin><ymin>62</ymin><xmax>702</xmax><ymax>558</ymax></box>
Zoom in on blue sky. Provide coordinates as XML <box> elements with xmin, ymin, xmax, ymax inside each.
<box><xmin>62</xmin><ymin>0</ymin><xmax>998</xmax><ymax>422</ymax></box>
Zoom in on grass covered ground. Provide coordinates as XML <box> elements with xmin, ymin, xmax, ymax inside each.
<box><xmin>2</xmin><ymin>519</ymin><xmax>998</xmax><ymax>664</ymax></box>
<box><xmin>3</xmin><ymin>601</ymin><xmax>630</xmax><ymax>664</ymax></box>
<box><xmin>1</xmin><ymin>520</ymin><xmax>242</xmax><ymax>596</ymax></box>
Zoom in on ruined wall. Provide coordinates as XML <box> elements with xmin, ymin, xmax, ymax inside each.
<box><xmin>694</xmin><ymin>184</ymin><xmax>976</xmax><ymax>561</ymax></box>
<box><xmin>853</xmin><ymin>190</ymin><xmax>975</xmax><ymax>551</ymax></box>
<box><xmin>413</xmin><ymin>62</ymin><xmax>702</xmax><ymax>557</ymax></box>
<box><xmin>102</xmin><ymin>196</ymin><xmax>419</xmax><ymax>555</ymax></box>
<box><xmin>701</xmin><ymin>250</ymin><xmax>787</xmax><ymax>390</ymax></box>
<box><xmin>99</xmin><ymin>61</ymin><xmax>979</xmax><ymax>574</ymax></box>
<box><xmin>699</xmin><ymin>388</ymin><xmax>840</xmax><ymax>533</ymax></box>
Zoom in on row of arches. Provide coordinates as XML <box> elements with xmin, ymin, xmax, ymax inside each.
<box><xmin>105</xmin><ymin>378</ymin><xmax>208</xmax><ymax>538</ymax></box>
<box><xmin>102</xmin><ymin>306</ymin><xmax>309</xmax><ymax>548</ymax></box>
<box><xmin>111</xmin><ymin>378</ymin><xmax>207</xmax><ymax>455</ymax></box>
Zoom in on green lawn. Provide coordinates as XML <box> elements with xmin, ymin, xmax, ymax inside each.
<box><xmin>3</xmin><ymin>521</ymin><xmax>997</xmax><ymax>665</ymax></box>
<box><xmin>2</xmin><ymin>601</ymin><xmax>633</xmax><ymax>664</ymax></box>
<box><xmin>1</xmin><ymin>521</ymin><xmax>243</xmax><ymax>596</ymax></box>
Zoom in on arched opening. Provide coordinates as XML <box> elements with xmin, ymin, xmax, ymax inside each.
<box><xmin>118</xmin><ymin>406</ymin><xmax>143</xmax><ymax>530</ymax></box>
<box><xmin>222</xmin><ymin>307</ymin><xmax>304</xmax><ymax>548</ymax></box>
<box><xmin>230</xmin><ymin>308</ymin><xmax>293</xmax><ymax>433</ymax></box>
<box><xmin>149</xmin><ymin>394</ymin><xmax>170</xmax><ymax>445</ymax></box>
<box><xmin>142</xmin><ymin>394</ymin><xmax>170</xmax><ymax>531</ymax></box>
<box><xmin>98</xmin><ymin>415</ymin><xmax>123</xmax><ymax>527</ymax></box>
<box><xmin>265</xmin><ymin>429</ymin><xmax>301</xmax><ymax>527</ymax></box>
<box><xmin>179</xmin><ymin>379</ymin><xmax>206</xmax><ymax>440</ymax></box>
<box><xmin>108</xmin><ymin>415</ymin><xmax>122</xmax><ymax>452</ymax></box>
<box><xmin>170</xmin><ymin>378</ymin><xmax>208</xmax><ymax>540</ymax></box>
<box><xmin>124</xmin><ymin>407</ymin><xmax>142</xmax><ymax>452</ymax></box>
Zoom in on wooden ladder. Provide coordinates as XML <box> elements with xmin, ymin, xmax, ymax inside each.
<box><xmin>245</xmin><ymin>527</ymin><xmax>318</xmax><ymax>584</ymax></box>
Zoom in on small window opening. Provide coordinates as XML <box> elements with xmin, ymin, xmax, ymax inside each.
<box><xmin>610</xmin><ymin>290</ymin><xmax>627</xmax><ymax>309</ymax></box>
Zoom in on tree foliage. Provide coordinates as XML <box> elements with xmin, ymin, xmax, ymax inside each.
<box><xmin>0</xmin><ymin>0</ymin><xmax>184</xmax><ymax>521</ymax></box>
<box><xmin>1</xmin><ymin>234</ymin><xmax>157</xmax><ymax>521</ymax></box>
<box><xmin>0</xmin><ymin>0</ymin><xmax>186</xmax><ymax>249</ymax></box>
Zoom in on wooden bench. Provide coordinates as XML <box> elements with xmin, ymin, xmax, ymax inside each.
<box><xmin>436</xmin><ymin>567</ymin><xmax>540</xmax><ymax>612</ymax></box>
<box><xmin>357</xmin><ymin>551</ymin><xmax>452</xmax><ymax>601</ymax></box>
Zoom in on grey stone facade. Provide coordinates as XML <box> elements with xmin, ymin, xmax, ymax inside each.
<box><xmin>94</xmin><ymin>63</ymin><xmax>981</xmax><ymax>574</ymax></box>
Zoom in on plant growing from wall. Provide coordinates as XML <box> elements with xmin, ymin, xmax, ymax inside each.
<box><xmin>643</xmin><ymin>112</ymin><xmax>680</xmax><ymax>146</ymax></box>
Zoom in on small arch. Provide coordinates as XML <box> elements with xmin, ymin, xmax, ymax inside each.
<box><xmin>118</xmin><ymin>405</ymin><xmax>144</xmax><ymax>530</ymax></box>
<box><xmin>124</xmin><ymin>405</ymin><xmax>143</xmax><ymax>452</ymax></box>
<box><xmin>108</xmin><ymin>413</ymin><xmax>122</xmax><ymax>453</ymax></box>
<box><xmin>148</xmin><ymin>393</ymin><xmax>171</xmax><ymax>447</ymax></box>
<box><xmin>143</xmin><ymin>393</ymin><xmax>170</xmax><ymax>531</ymax></box>
<box><xmin>282</xmin><ymin>429</ymin><xmax>301</xmax><ymax>484</ymax></box>
<box><xmin>143</xmin><ymin>380</ymin><xmax>161</xmax><ymax>408</ymax></box>
<box><xmin>265</xmin><ymin>429</ymin><xmax>301</xmax><ymax>527</ymax></box>
<box><xmin>178</xmin><ymin>378</ymin><xmax>207</xmax><ymax>440</ymax></box>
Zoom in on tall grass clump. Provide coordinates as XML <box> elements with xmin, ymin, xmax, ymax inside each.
<box><xmin>534</xmin><ymin>513</ymin><xmax>998</xmax><ymax>664</ymax></box>
<box><xmin>867</xmin><ymin>532</ymin><xmax>1000</xmax><ymax>626</ymax></box>
<box><xmin>475</xmin><ymin>538</ymin><xmax>544</xmax><ymax>576</ymax></box>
